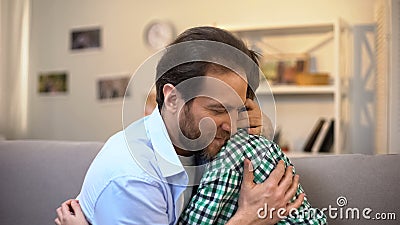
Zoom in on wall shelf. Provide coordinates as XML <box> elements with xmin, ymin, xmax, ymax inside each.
<box><xmin>223</xmin><ymin>22</ymin><xmax>335</xmax><ymax>36</ymax></box>
<box><xmin>257</xmin><ymin>84</ymin><xmax>335</xmax><ymax>95</ymax></box>
<box><xmin>225</xmin><ymin>18</ymin><xmax>350</xmax><ymax>154</ymax></box>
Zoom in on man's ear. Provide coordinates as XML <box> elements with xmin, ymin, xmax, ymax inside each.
<box><xmin>163</xmin><ymin>84</ymin><xmax>180</xmax><ymax>113</ymax></box>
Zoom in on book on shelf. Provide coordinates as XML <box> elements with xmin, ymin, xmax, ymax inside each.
<box><xmin>303</xmin><ymin>118</ymin><xmax>325</xmax><ymax>152</ymax></box>
<box><xmin>319</xmin><ymin>119</ymin><xmax>334</xmax><ymax>152</ymax></box>
<box><xmin>303</xmin><ymin>118</ymin><xmax>334</xmax><ymax>153</ymax></box>
<box><xmin>311</xmin><ymin>119</ymin><xmax>332</xmax><ymax>153</ymax></box>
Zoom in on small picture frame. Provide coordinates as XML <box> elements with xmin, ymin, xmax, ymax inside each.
<box><xmin>38</xmin><ymin>71</ymin><xmax>68</xmax><ymax>95</ymax></box>
<box><xmin>70</xmin><ymin>27</ymin><xmax>101</xmax><ymax>50</ymax></box>
<box><xmin>260</xmin><ymin>53</ymin><xmax>310</xmax><ymax>84</ymax></box>
<box><xmin>97</xmin><ymin>75</ymin><xmax>130</xmax><ymax>100</ymax></box>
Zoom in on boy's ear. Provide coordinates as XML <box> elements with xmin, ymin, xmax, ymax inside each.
<box><xmin>162</xmin><ymin>84</ymin><xmax>180</xmax><ymax>113</ymax></box>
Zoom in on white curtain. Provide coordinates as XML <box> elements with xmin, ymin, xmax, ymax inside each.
<box><xmin>0</xmin><ymin>0</ymin><xmax>31</xmax><ymax>139</ymax></box>
<box><xmin>0</xmin><ymin>0</ymin><xmax>5</xmax><ymax>139</ymax></box>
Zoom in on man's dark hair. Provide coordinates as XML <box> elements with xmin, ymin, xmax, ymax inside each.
<box><xmin>155</xmin><ymin>26</ymin><xmax>260</xmax><ymax>111</ymax></box>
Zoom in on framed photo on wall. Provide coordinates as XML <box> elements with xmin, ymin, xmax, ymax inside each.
<box><xmin>70</xmin><ymin>26</ymin><xmax>101</xmax><ymax>50</ymax></box>
<box><xmin>97</xmin><ymin>75</ymin><xmax>130</xmax><ymax>101</ymax></box>
<box><xmin>38</xmin><ymin>71</ymin><xmax>68</xmax><ymax>95</ymax></box>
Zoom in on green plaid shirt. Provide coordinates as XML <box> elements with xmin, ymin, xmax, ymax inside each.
<box><xmin>178</xmin><ymin>129</ymin><xmax>327</xmax><ymax>225</ymax></box>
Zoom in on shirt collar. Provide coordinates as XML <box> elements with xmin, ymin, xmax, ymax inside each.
<box><xmin>144</xmin><ymin>107</ymin><xmax>187</xmax><ymax>180</ymax></box>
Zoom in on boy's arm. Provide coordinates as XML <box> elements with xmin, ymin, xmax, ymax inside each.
<box><xmin>266</xmin><ymin>142</ymin><xmax>327</xmax><ymax>224</ymax></box>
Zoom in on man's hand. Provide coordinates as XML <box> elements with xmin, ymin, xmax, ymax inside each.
<box><xmin>227</xmin><ymin>160</ymin><xmax>304</xmax><ymax>225</ymax></box>
<box><xmin>55</xmin><ymin>199</ymin><xmax>89</xmax><ymax>225</ymax></box>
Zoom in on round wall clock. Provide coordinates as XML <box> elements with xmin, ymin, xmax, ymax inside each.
<box><xmin>144</xmin><ymin>21</ymin><xmax>176</xmax><ymax>50</ymax></box>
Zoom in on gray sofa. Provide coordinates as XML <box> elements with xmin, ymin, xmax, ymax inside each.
<box><xmin>0</xmin><ymin>140</ymin><xmax>399</xmax><ymax>225</ymax></box>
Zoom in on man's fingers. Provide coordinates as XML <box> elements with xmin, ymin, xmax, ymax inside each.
<box><xmin>285</xmin><ymin>193</ymin><xmax>305</xmax><ymax>215</ymax></box>
<box><xmin>284</xmin><ymin>174</ymin><xmax>300</xmax><ymax>202</ymax></box>
<box><xmin>278</xmin><ymin>165</ymin><xmax>294</xmax><ymax>190</ymax></box>
<box><xmin>54</xmin><ymin>218</ymin><xmax>61</xmax><ymax>225</ymax></box>
<box><xmin>70</xmin><ymin>200</ymin><xmax>84</xmax><ymax>217</ymax></box>
<box><xmin>242</xmin><ymin>158</ymin><xmax>255</xmax><ymax>189</ymax></box>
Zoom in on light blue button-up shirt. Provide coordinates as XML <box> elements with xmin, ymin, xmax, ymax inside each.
<box><xmin>77</xmin><ymin>109</ymin><xmax>188</xmax><ymax>225</ymax></box>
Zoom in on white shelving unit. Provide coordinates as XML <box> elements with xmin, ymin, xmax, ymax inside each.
<box><xmin>257</xmin><ymin>83</ymin><xmax>335</xmax><ymax>95</ymax></box>
<box><xmin>223</xmin><ymin>19</ymin><xmax>350</xmax><ymax>154</ymax></box>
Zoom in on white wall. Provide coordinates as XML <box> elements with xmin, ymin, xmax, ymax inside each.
<box><xmin>25</xmin><ymin>0</ymin><xmax>376</xmax><ymax>142</ymax></box>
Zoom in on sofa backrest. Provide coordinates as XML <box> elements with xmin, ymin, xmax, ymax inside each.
<box><xmin>0</xmin><ymin>140</ymin><xmax>102</xmax><ymax>225</ymax></box>
<box><xmin>291</xmin><ymin>154</ymin><xmax>400</xmax><ymax>225</ymax></box>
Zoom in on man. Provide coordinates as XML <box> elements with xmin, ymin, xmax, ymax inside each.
<box><xmin>57</xmin><ymin>26</ymin><xmax>303</xmax><ymax>225</ymax></box>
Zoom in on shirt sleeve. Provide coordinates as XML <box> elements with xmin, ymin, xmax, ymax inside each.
<box><xmin>93</xmin><ymin>176</ymin><xmax>169</xmax><ymax>225</ymax></box>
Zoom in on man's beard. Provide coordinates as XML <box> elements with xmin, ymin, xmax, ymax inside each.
<box><xmin>179</xmin><ymin>104</ymin><xmax>230</xmax><ymax>160</ymax></box>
